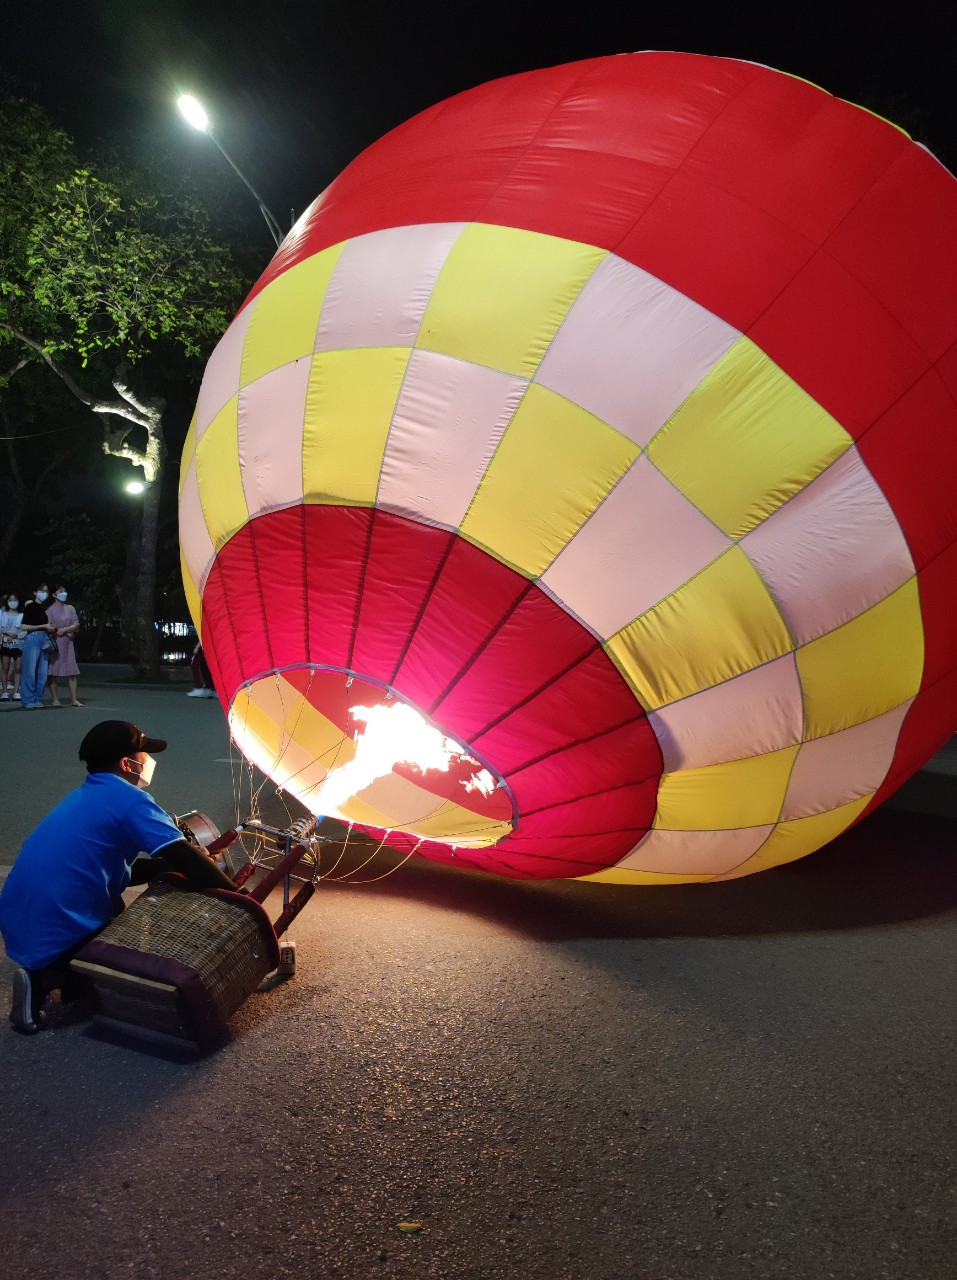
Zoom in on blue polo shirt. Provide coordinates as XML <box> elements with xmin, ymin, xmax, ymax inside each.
<box><xmin>0</xmin><ymin>773</ymin><xmax>182</xmax><ymax>970</ymax></box>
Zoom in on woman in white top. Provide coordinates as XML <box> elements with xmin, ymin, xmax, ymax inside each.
<box><xmin>1</xmin><ymin>592</ymin><xmax>25</xmax><ymax>701</ymax></box>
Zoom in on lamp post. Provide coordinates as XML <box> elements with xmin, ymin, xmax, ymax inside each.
<box><xmin>176</xmin><ymin>94</ymin><xmax>284</xmax><ymax>247</ymax></box>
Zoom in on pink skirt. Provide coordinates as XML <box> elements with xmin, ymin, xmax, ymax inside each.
<box><xmin>48</xmin><ymin>636</ymin><xmax>80</xmax><ymax>677</ymax></box>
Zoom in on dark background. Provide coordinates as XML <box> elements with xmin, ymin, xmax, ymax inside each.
<box><xmin>6</xmin><ymin>0</ymin><xmax>956</xmax><ymax>236</ymax></box>
<box><xmin>2</xmin><ymin>0</ymin><xmax>954</xmax><ymax>645</ymax></box>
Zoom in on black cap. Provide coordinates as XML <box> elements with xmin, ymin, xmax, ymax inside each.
<box><xmin>78</xmin><ymin>720</ymin><xmax>168</xmax><ymax>769</ymax></box>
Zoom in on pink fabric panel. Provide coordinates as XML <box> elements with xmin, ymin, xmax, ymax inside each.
<box><xmin>780</xmin><ymin>700</ymin><xmax>913</xmax><ymax>820</ymax></box>
<box><xmin>540</xmin><ymin>454</ymin><xmax>731</xmax><ymax>638</ymax></box>
<box><xmin>378</xmin><ymin>350</ymin><xmax>527</xmax><ymax>528</ymax></box>
<box><xmin>237</xmin><ymin>359</ymin><xmax>310</xmax><ymax>518</ymax></box>
<box><xmin>315</xmin><ymin>223</ymin><xmax>465</xmax><ymax>351</ymax></box>
<box><xmin>535</xmin><ymin>255</ymin><xmax>739</xmax><ymax>445</ymax></box>
<box><xmin>648</xmin><ymin>654</ymin><xmax>804</xmax><ymax>770</ymax></box>
<box><xmin>616</xmin><ymin>826</ymin><xmax>774</xmax><ymax>875</ymax></box>
<box><xmin>179</xmin><ymin>460</ymin><xmax>216</xmax><ymax>593</ymax></box>
<box><xmin>194</xmin><ymin>304</ymin><xmax>252</xmax><ymax>440</ymax></box>
<box><xmin>740</xmin><ymin>447</ymin><xmax>915</xmax><ymax>645</ymax></box>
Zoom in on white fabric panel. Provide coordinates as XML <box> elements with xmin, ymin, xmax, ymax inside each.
<box><xmin>540</xmin><ymin>455</ymin><xmax>731</xmax><ymax>638</ymax></box>
<box><xmin>614</xmin><ymin>825</ymin><xmax>774</xmax><ymax>875</ymax></box>
<box><xmin>780</xmin><ymin>700</ymin><xmax>912</xmax><ymax>820</ymax></box>
<box><xmin>194</xmin><ymin>303</ymin><xmax>253</xmax><ymax>442</ymax></box>
<box><xmin>377</xmin><ymin>350</ymin><xmax>527</xmax><ymax>529</ymax></box>
<box><xmin>741</xmin><ymin>446</ymin><xmax>916</xmax><ymax>645</ymax></box>
<box><xmin>178</xmin><ymin>459</ymin><xmax>216</xmax><ymax>594</ymax></box>
<box><xmin>535</xmin><ymin>254</ymin><xmax>739</xmax><ymax>445</ymax></box>
<box><xmin>648</xmin><ymin>654</ymin><xmax>804</xmax><ymax>770</ymax></box>
<box><xmin>316</xmin><ymin>223</ymin><xmax>465</xmax><ymax>351</ymax></box>
<box><xmin>237</xmin><ymin>359</ymin><xmax>310</xmax><ymax>518</ymax></box>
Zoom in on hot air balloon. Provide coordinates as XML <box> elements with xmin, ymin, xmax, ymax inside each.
<box><xmin>179</xmin><ymin>52</ymin><xmax>957</xmax><ymax>884</ymax></box>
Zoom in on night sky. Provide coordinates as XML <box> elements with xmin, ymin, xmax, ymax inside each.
<box><xmin>5</xmin><ymin>0</ymin><xmax>955</xmax><ymax>240</ymax></box>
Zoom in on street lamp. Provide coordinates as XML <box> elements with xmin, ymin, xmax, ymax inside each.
<box><xmin>125</xmin><ymin>480</ymin><xmax>145</xmax><ymax>495</ymax></box>
<box><xmin>176</xmin><ymin>94</ymin><xmax>284</xmax><ymax>247</ymax></box>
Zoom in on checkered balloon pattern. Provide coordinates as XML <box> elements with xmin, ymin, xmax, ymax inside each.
<box><xmin>180</xmin><ymin>52</ymin><xmax>957</xmax><ymax>882</ymax></box>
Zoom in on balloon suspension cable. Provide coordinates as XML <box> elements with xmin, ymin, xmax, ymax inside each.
<box><xmin>339</xmin><ymin>841</ymin><xmax>422</xmax><ymax>885</ymax></box>
<box><xmin>316</xmin><ymin>819</ymin><xmax>353</xmax><ymax>880</ymax></box>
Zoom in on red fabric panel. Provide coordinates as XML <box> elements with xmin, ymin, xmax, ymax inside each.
<box><xmin>503</xmin><ymin>720</ymin><xmax>662</xmax><ymax>808</ymax></box>
<box><xmin>246</xmin><ymin>510</ymin><xmax>307</xmax><ymax>673</ymax></box>
<box><xmin>915</xmin><ymin>543</ymin><xmax>957</xmax><ymax>693</ymax></box>
<box><xmin>861</xmin><ymin>665</ymin><xmax>957</xmax><ymax>817</ymax></box>
<box><xmin>203</xmin><ymin>534</ymin><xmax>270</xmax><ymax>689</ymax></box>
<box><xmin>478</xmin><ymin>149</ymin><xmax>670</xmax><ymax>249</ymax></box>
<box><xmin>616</xmin><ymin>171</ymin><xmax>818</xmax><ymax>331</ymax></box>
<box><xmin>240</xmin><ymin>53</ymin><xmax>954</xmax><ymax>456</ymax></box>
<box><xmin>199</xmin><ymin>505</ymin><xmax>660</xmax><ymax>877</ymax></box>
<box><xmin>748</xmin><ymin>250</ymin><xmax>930</xmax><ymax>436</ymax></box>
<box><xmin>431</xmin><ymin>587</ymin><xmax>597</xmax><ymax>740</ymax></box>
<box><xmin>857</xmin><ymin>368</ymin><xmax>957</xmax><ymax>570</ymax></box>
<box><xmin>935</xmin><ymin>339</ymin><xmax>957</xmax><ymax>402</ymax></box>
<box><xmin>472</xmin><ymin>649</ymin><xmax>655</xmax><ymax>774</ymax></box>
<box><xmin>393</xmin><ymin>537</ymin><xmax>531</xmax><ymax>713</ymax></box>
<box><xmin>682</xmin><ymin>81</ymin><xmax>909</xmax><ymax>245</ymax></box>
<box><xmin>351</xmin><ymin>512</ymin><xmax>454</xmax><ymax>685</ymax></box>
<box><xmin>512</xmin><ymin>780</ymin><xmax>660</xmax><ymax>840</ymax></box>
<box><xmin>243</xmin><ymin>52</ymin><xmax>758</xmax><ymax>306</ymax></box>
<box><xmin>299</xmin><ymin>505</ymin><xmax>370</xmax><ymax>672</ymax></box>
<box><xmin>824</xmin><ymin>147</ymin><xmax>957</xmax><ymax>362</ymax></box>
<box><xmin>291</xmin><ymin>146</ymin><xmax>528</xmax><ymax>256</ymax></box>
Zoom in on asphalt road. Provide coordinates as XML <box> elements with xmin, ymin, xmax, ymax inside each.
<box><xmin>0</xmin><ymin>670</ymin><xmax>955</xmax><ymax>1279</ymax></box>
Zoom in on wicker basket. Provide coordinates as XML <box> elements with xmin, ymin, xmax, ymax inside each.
<box><xmin>71</xmin><ymin>878</ymin><xmax>280</xmax><ymax>1050</ymax></box>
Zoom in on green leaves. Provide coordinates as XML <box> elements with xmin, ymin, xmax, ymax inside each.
<box><xmin>0</xmin><ymin>94</ymin><xmax>249</xmax><ymax>373</ymax></box>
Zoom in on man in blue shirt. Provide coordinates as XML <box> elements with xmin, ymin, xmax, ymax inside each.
<box><xmin>1</xmin><ymin>719</ymin><xmax>236</xmax><ymax>1034</ymax></box>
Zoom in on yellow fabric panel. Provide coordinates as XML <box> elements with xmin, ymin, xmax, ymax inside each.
<box><xmin>303</xmin><ymin>348</ymin><xmax>410</xmax><ymax>506</ymax></box>
<box><xmin>418</xmin><ymin>223</ymin><xmax>607</xmax><ymax>377</ymax></box>
<box><xmin>240</xmin><ymin>244</ymin><xmax>346</xmax><ymax>388</ymax></box>
<box><xmin>195</xmin><ymin>395</ymin><xmax>249</xmax><ymax>551</ymax></box>
<box><xmin>797</xmin><ymin>577</ymin><xmax>924</xmax><ymax>738</ymax></box>
<box><xmin>180</xmin><ymin>550</ymin><xmax>202</xmax><ymax>640</ymax></box>
<box><xmin>460</xmin><ymin>384</ymin><xmax>639</xmax><ymax>576</ymax></box>
<box><xmin>653</xmin><ymin>745</ymin><xmax>799</xmax><ymax>831</ymax></box>
<box><xmin>229</xmin><ymin>681</ymin><xmax>355</xmax><ymax>798</ymax></box>
<box><xmin>246</xmin><ymin>676</ymin><xmax>355</xmax><ymax>767</ymax></box>
<box><xmin>339</xmin><ymin>788</ymin><xmax>511</xmax><ymax>846</ymax></box>
<box><xmin>714</xmin><ymin>795</ymin><xmax>872</xmax><ymax>879</ymax></box>
<box><xmin>230</xmin><ymin>687</ymin><xmax>282</xmax><ymax>760</ymax></box>
<box><xmin>180</xmin><ymin>413</ymin><xmax>198</xmax><ymax>496</ymax></box>
<box><xmin>646</xmin><ymin>337</ymin><xmax>853</xmax><ymax>538</ymax></box>
<box><xmin>605</xmin><ymin>546</ymin><xmax>793</xmax><ymax>710</ymax></box>
<box><xmin>575</xmin><ymin>868</ymin><xmax>712</xmax><ymax>885</ymax></box>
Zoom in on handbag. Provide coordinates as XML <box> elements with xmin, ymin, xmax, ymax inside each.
<box><xmin>44</xmin><ymin>631</ymin><xmax>59</xmax><ymax>656</ymax></box>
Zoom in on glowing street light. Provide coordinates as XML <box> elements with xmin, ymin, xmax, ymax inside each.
<box><xmin>176</xmin><ymin>93</ymin><xmax>284</xmax><ymax>247</ymax></box>
<box><xmin>125</xmin><ymin>480</ymin><xmax>146</xmax><ymax>495</ymax></box>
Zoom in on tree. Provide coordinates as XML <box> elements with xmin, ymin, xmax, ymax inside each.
<box><xmin>0</xmin><ymin>95</ymin><xmax>249</xmax><ymax>678</ymax></box>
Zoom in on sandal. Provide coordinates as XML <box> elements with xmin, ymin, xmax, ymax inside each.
<box><xmin>71</xmin><ymin>701</ymin><xmax>85</xmax><ymax>707</ymax></box>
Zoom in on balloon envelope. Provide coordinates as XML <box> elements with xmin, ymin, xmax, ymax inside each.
<box><xmin>180</xmin><ymin>52</ymin><xmax>957</xmax><ymax>883</ymax></box>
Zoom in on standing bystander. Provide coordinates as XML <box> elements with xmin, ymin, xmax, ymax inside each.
<box><xmin>46</xmin><ymin>584</ymin><xmax>83</xmax><ymax>707</ymax></box>
<box><xmin>18</xmin><ymin>583</ymin><xmax>55</xmax><ymax>709</ymax></box>
<box><xmin>1</xmin><ymin>591</ymin><xmax>24</xmax><ymax>700</ymax></box>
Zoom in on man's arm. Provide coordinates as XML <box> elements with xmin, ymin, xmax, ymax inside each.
<box><xmin>151</xmin><ymin>839</ymin><xmax>239</xmax><ymax>892</ymax></box>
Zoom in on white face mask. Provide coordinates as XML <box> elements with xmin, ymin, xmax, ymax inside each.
<box><xmin>127</xmin><ymin>754</ymin><xmax>157</xmax><ymax>789</ymax></box>
<box><xmin>36</xmin><ymin>591</ymin><xmax>48</xmax><ymax>603</ymax></box>
<box><xmin>6</xmin><ymin>601</ymin><xmax>16</xmax><ymax>609</ymax></box>
<box><xmin>55</xmin><ymin>592</ymin><xmax>68</xmax><ymax>602</ymax></box>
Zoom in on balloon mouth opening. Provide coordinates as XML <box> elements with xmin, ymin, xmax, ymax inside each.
<box><xmin>228</xmin><ymin>667</ymin><xmax>515</xmax><ymax>849</ymax></box>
